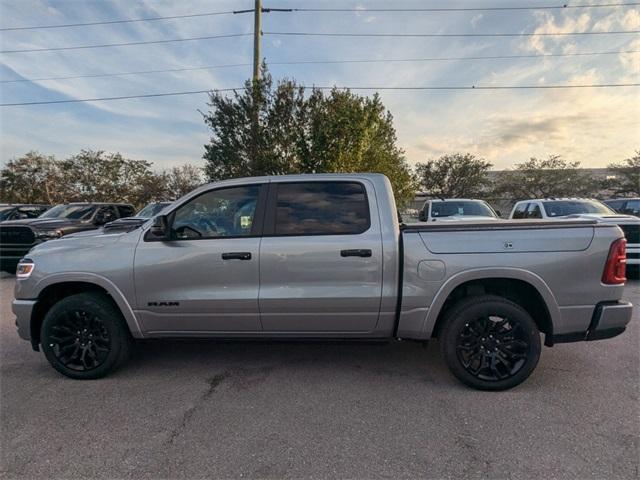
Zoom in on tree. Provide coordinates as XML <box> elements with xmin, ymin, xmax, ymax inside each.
<box><xmin>165</xmin><ymin>164</ymin><xmax>204</xmax><ymax>199</ymax></box>
<box><xmin>0</xmin><ymin>151</ymin><xmax>69</xmax><ymax>204</ymax></box>
<box><xmin>415</xmin><ymin>153</ymin><xmax>492</xmax><ymax>198</ymax></box>
<box><xmin>60</xmin><ymin>150</ymin><xmax>159</xmax><ymax>207</ymax></box>
<box><xmin>606</xmin><ymin>151</ymin><xmax>640</xmax><ymax>196</ymax></box>
<box><xmin>202</xmin><ymin>67</ymin><xmax>416</xmax><ymax>205</ymax></box>
<box><xmin>494</xmin><ymin>155</ymin><xmax>598</xmax><ymax>200</ymax></box>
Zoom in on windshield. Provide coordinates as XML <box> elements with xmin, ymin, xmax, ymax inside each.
<box><xmin>543</xmin><ymin>200</ymin><xmax>615</xmax><ymax>217</ymax></box>
<box><xmin>0</xmin><ymin>207</ymin><xmax>14</xmax><ymax>220</ymax></box>
<box><xmin>136</xmin><ymin>202</ymin><xmax>171</xmax><ymax>218</ymax></box>
<box><xmin>431</xmin><ymin>201</ymin><xmax>496</xmax><ymax>218</ymax></box>
<box><xmin>40</xmin><ymin>204</ymin><xmax>96</xmax><ymax>220</ymax></box>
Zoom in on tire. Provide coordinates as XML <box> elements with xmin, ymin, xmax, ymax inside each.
<box><xmin>440</xmin><ymin>295</ymin><xmax>541</xmax><ymax>391</ymax></box>
<box><xmin>40</xmin><ymin>292</ymin><xmax>133</xmax><ymax>379</ymax></box>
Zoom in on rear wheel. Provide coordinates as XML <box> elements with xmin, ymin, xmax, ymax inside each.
<box><xmin>440</xmin><ymin>295</ymin><xmax>541</xmax><ymax>391</ymax></box>
<box><xmin>41</xmin><ymin>292</ymin><xmax>132</xmax><ymax>379</ymax></box>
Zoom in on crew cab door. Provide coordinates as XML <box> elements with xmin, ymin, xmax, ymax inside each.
<box><xmin>259</xmin><ymin>180</ymin><xmax>383</xmax><ymax>332</ymax></box>
<box><xmin>133</xmin><ymin>184</ymin><xmax>266</xmax><ymax>333</ymax></box>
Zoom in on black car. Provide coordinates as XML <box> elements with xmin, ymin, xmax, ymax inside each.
<box><xmin>0</xmin><ymin>202</ymin><xmax>135</xmax><ymax>273</ymax></box>
<box><xmin>0</xmin><ymin>204</ymin><xmax>50</xmax><ymax>221</ymax></box>
<box><xmin>104</xmin><ymin>201</ymin><xmax>172</xmax><ymax>231</ymax></box>
<box><xmin>603</xmin><ymin>198</ymin><xmax>640</xmax><ymax>217</ymax></box>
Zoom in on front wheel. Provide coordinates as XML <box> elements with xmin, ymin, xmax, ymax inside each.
<box><xmin>41</xmin><ymin>292</ymin><xmax>133</xmax><ymax>379</ymax></box>
<box><xmin>440</xmin><ymin>295</ymin><xmax>541</xmax><ymax>391</ymax></box>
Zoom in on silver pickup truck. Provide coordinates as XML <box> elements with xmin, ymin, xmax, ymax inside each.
<box><xmin>12</xmin><ymin>174</ymin><xmax>633</xmax><ymax>390</ymax></box>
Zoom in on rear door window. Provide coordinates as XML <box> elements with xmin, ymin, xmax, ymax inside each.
<box><xmin>273</xmin><ymin>182</ymin><xmax>370</xmax><ymax>235</ymax></box>
<box><xmin>512</xmin><ymin>203</ymin><xmax>528</xmax><ymax>219</ymax></box>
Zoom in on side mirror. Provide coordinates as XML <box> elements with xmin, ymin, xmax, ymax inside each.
<box><xmin>418</xmin><ymin>209</ymin><xmax>427</xmax><ymax>222</ymax></box>
<box><xmin>149</xmin><ymin>215</ymin><xmax>169</xmax><ymax>239</ymax></box>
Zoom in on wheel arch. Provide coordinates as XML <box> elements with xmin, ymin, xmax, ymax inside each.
<box><xmin>31</xmin><ymin>273</ymin><xmax>143</xmax><ymax>348</ymax></box>
<box><xmin>424</xmin><ymin>268</ymin><xmax>560</xmax><ymax>344</ymax></box>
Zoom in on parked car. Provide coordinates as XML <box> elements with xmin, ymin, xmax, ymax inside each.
<box><xmin>603</xmin><ymin>198</ymin><xmax>640</xmax><ymax>217</ymax></box>
<box><xmin>509</xmin><ymin>198</ymin><xmax>639</xmax><ymax>276</ymax></box>
<box><xmin>12</xmin><ymin>174</ymin><xmax>632</xmax><ymax>390</ymax></box>
<box><xmin>0</xmin><ymin>204</ymin><xmax>50</xmax><ymax>221</ymax></box>
<box><xmin>103</xmin><ymin>201</ymin><xmax>172</xmax><ymax>230</ymax></box>
<box><xmin>418</xmin><ymin>199</ymin><xmax>501</xmax><ymax>222</ymax></box>
<box><xmin>0</xmin><ymin>202</ymin><xmax>135</xmax><ymax>273</ymax></box>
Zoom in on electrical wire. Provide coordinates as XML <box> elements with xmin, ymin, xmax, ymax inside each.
<box><xmin>0</xmin><ymin>33</ymin><xmax>251</xmax><ymax>54</ymax></box>
<box><xmin>283</xmin><ymin>2</ymin><xmax>640</xmax><ymax>12</ymax></box>
<box><xmin>264</xmin><ymin>30</ymin><xmax>640</xmax><ymax>38</ymax></box>
<box><xmin>3</xmin><ymin>50</ymin><xmax>638</xmax><ymax>84</ymax></box>
<box><xmin>0</xmin><ymin>9</ymin><xmax>249</xmax><ymax>32</ymax></box>
<box><xmin>2</xmin><ymin>83</ymin><xmax>638</xmax><ymax>107</ymax></box>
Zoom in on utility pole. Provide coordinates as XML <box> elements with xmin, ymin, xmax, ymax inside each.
<box><xmin>253</xmin><ymin>0</ymin><xmax>262</xmax><ymax>83</ymax></box>
<box><xmin>251</xmin><ymin>0</ymin><xmax>262</xmax><ymax>174</ymax></box>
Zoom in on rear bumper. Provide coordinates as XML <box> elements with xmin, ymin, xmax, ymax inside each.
<box><xmin>552</xmin><ymin>301</ymin><xmax>633</xmax><ymax>344</ymax></box>
<box><xmin>12</xmin><ymin>299</ymin><xmax>36</xmax><ymax>342</ymax></box>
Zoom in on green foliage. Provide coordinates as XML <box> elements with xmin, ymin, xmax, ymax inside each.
<box><xmin>0</xmin><ymin>150</ymin><xmax>204</xmax><ymax>208</ymax></box>
<box><xmin>202</xmin><ymin>68</ymin><xmax>416</xmax><ymax>205</ymax></box>
<box><xmin>415</xmin><ymin>153</ymin><xmax>492</xmax><ymax>198</ymax></box>
<box><xmin>0</xmin><ymin>151</ymin><xmax>68</xmax><ymax>204</ymax></box>
<box><xmin>494</xmin><ymin>155</ymin><xmax>599</xmax><ymax>200</ymax></box>
<box><xmin>605</xmin><ymin>151</ymin><xmax>640</xmax><ymax>196</ymax></box>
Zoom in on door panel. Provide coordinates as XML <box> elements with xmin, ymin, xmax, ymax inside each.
<box><xmin>259</xmin><ymin>180</ymin><xmax>383</xmax><ymax>332</ymax></box>
<box><xmin>133</xmin><ymin>183</ymin><xmax>265</xmax><ymax>333</ymax></box>
<box><xmin>134</xmin><ymin>238</ymin><xmax>261</xmax><ymax>333</ymax></box>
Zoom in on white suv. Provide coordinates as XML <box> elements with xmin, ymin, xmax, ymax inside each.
<box><xmin>509</xmin><ymin>198</ymin><xmax>640</xmax><ymax>274</ymax></box>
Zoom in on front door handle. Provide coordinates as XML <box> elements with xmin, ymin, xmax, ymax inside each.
<box><xmin>222</xmin><ymin>252</ymin><xmax>252</xmax><ymax>260</ymax></box>
<box><xmin>340</xmin><ymin>249</ymin><xmax>372</xmax><ymax>258</ymax></box>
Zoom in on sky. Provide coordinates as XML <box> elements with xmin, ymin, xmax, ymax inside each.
<box><xmin>0</xmin><ymin>0</ymin><xmax>638</xmax><ymax>171</ymax></box>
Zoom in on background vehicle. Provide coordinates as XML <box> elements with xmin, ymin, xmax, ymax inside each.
<box><xmin>0</xmin><ymin>204</ymin><xmax>50</xmax><ymax>221</ymax></box>
<box><xmin>12</xmin><ymin>175</ymin><xmax>632</xmax><ymax>390</ymax></box>
<box><xmin>418</xmin><ymin>199</ymin><xmax>501</xmax><ymax>222</ymax></box>
<box><xmin>0</xmin><ymin>202</ymin><xmax>134</xmax><ymax>273</ymax></box>
<box><xmin>509</xmin><ymin>198</ymin><xmax>639</xmax><ymax>276</ymax></box>
<box><xmin>104</xmin><ymin>201</ymin><xmax>172</xmax><ymax>230</ymax></box>
<box><xmin>603</xmin><ymin>198</ymin><xmax>640</xmax><ymax>217</ymax></box>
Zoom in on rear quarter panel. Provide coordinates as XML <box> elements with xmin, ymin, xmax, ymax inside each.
<box><xmin>397</xmin><ymin>223</ymin><xmax>625</xmax><ymax>339</ymax></box>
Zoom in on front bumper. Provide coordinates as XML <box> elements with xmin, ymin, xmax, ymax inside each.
<box><xmin>552</xmin><ymin>300</ymin><xmax>633</xmax><ymax>344</ymax></box>
<box><xmin>12</xmin><ymin>299</ymin><xmax>36</xmax><ymax>342</ymax></box>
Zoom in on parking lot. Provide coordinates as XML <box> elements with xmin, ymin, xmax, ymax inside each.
<box><xmin>0</xmin><ymin>273</ymin><xmax>638</xmax><ymax>479</ymax></box>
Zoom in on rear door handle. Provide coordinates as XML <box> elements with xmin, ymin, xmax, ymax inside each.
<box><xmin>340</xmin><ymin>249</ymin><xmax>372</xmax><ymax>258</ymax></box>
<box><xmin>221</xmin><ymin>252</ymin><xmax>252</xmax><ymax>260</ymax></box>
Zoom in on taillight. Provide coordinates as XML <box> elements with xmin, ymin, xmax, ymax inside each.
<box><xmin>602</xmin><ymin>238</ymin><xmax>627</xmax><ymax>285</ymax></box>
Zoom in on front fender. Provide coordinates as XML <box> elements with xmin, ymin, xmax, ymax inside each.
<box><xmin>33</xmin><ymin>272</ymin><xmax>144</xmax><ymax>338</ymax></box>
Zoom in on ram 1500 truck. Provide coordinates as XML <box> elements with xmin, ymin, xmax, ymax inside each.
<box><xmin>12</xmin><ymin>174</ymin><xmax>633</xmax><ymax>390</ymax></box>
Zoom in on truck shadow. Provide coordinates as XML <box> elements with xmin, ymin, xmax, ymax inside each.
<box><xmin>125</xmin><ymin>338</ymin><xmax>454</xmax><ymax>385</ymax></box>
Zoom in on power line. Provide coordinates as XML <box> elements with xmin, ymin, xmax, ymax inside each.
<box><xmin>3</xmin><ymin>3</ymin><xmax>637</xmax><ymax>32</ymax></box>
<box><xmin>0</xmin><ymin>33</ymin><xmax>251</xmax><ymax>54</ymax></box>
<box><xmin>283</xmin><ymin>2</ymin><xmax>640</xmax><ymax>12</ymax></box>
<box><xmin>0</xmin><ymin>9</ymin><xmax>249</xmax><ymax>32</ymax></box>
<box><xmin>3</xmin><ymin>49</ymin><xmax>638</xmax><ymax>84</ymax></box>
<box><xmin>264</xmin><ymin>30</ymin><xmax>640</xmax><ymax>38</ymax></box>
<box><xmin>2</xmin><ymin>83</ymin><xmax>638</xmax><ymax>107</ymax></box>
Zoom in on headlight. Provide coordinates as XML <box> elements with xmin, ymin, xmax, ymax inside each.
<box><xmin>16</xmin><ymin>260</ymin><xmax>34</xmax><ymax>279</ymax></box>
<box><xmin>36</xmin><ymin>229</ymin><xmax>62</xmax><ymax>239</ymax></box>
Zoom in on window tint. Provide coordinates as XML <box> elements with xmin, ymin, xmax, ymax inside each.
<box><xmin>171</xmin><ymin>185</ymin><xmax>260</xmax><ymax>239</ymax></box>
<box><xmin>604</xmin><ymin>200</ymin><xmax>625</xmax><ymax>211</ymax></box>
<box><xmin>512</xmin><ymin>203</ymin><xmax>528</xmax><ymax>219</ymax></box>
<box><xmin>274</xmin><ymin>182</ymin><xmax>370</xmax><ymax>235</ymax></box>
<box><xmin>117</xmin><ymin>205</ymin><xmax>135</xmax><ymax>218</ymax></box>
<box><xmin>622</xmin><ymin>200</ymin><xmax>640</xmax><ymax>215</ymax></box>
<box><xmin>526</xmin><ymin>203</ymin><xmax>542</xmax><ymax>219</ymax></box>
<box><xmin>430</xmin><ymin>201</ymin><xmax>496</xmax><ymax>218</ymax></box>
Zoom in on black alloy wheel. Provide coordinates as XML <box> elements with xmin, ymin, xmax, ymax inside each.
<box><xmin>440</xmin><ymin>295</ymin><xmax>541</xmax><ymax>391</ymax></box>
<box><xmin>41</xmin><ymin>292</ymin><xmax>132</xmax><ymax>379</ymax></box>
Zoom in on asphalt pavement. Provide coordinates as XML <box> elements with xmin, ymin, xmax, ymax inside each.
<box><xmin>1</xmin><ymin>273</ymin><xmax>638</xmax><ymax>479</ymax></box>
